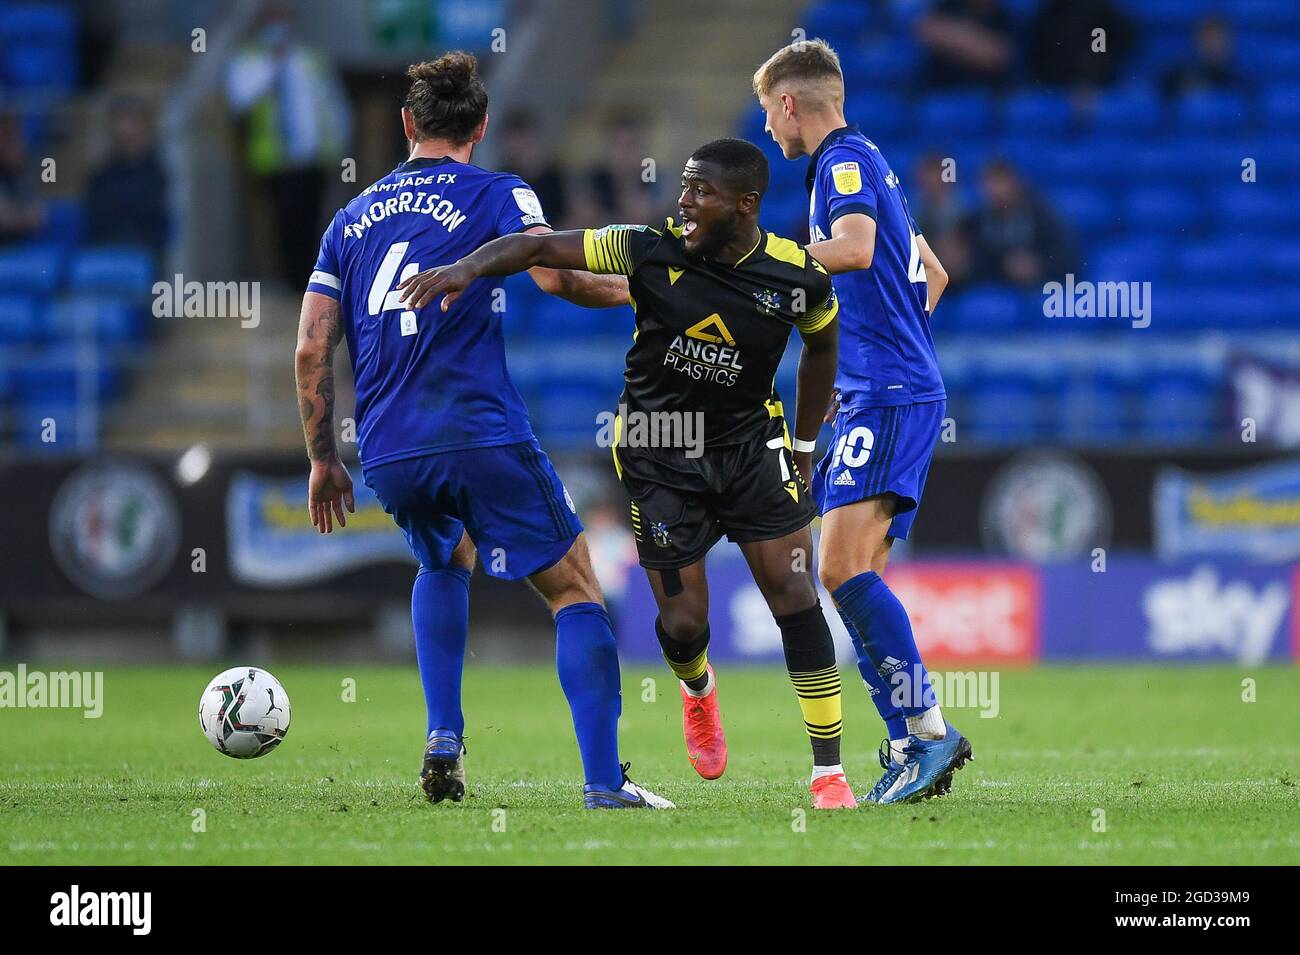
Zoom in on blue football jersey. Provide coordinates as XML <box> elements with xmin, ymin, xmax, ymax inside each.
<box><xmin>307</xmin><ymin>156</ymin><xmax>549</xmax><ymax>468</ymax></box>
<box><xmin>807</xmin><ymin>125</ymin><xmax>945</xmax><ymax>409</ymax></box>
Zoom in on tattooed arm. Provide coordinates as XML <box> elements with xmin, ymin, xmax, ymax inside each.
<box><xmin>295</xmin><ymin>291</ymin><xmax>355</xmax><ymax>533</ymax></box>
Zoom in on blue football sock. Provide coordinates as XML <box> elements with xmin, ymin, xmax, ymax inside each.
<box><xmin>832</xmin><ymin>571</ymin><xmax>936</xmax><ymax>723</ymax></box>
<box><xmin>837</xmin><ymin>608</ymin><xmax>909</xmax><ymax>741</ymax></box>
<box><xmin>554</xmin><ymin>602</ymin><xmax>624</xmax><ymax>790</ymax></box>
<box><xmin>411</xmin><ymin>566</ymin><xmax>471</xmax><ymax>740</ymax></box>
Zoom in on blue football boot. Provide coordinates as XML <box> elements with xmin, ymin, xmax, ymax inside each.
<box><xmin>420</xmin><ymin>732</ymin><xmax>466</xmax><ymax>804</ymax></box>
<box><xmin>862</xmin><ymin>723</ymin><xmax>972</xmax><ymax>805</ymax></box>
<box><xmin>582</xmin><ymin>762</ymin><xmax>676</xmax><ymax>809</ymax></box>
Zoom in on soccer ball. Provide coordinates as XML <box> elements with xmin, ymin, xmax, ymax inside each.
<box><xmin>198</xmin><ymin>666</ymin><xmax>291</xmax><ymax>759</ymax></box>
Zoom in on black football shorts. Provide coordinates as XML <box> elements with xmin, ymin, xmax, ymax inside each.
<box><xmin>614</xmin><ymin>416</ymin><xmax>817</xmax><ymax>570</ymax></box>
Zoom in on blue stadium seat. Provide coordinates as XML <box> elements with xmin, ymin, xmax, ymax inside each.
<box><xmin>1263</xmin><ymin>84</ymin><xmax>1300</xmax><ymax>129</ymax></box>
<box><xmin>741</xmin><ymin>107</ymin><xmax>769</xmax><ymax>145</ymax></box>
<box><xmin>1041</xmin><ymin>139</ymin><xmax>1131</xmax><ymax>186</ymax></box>
<box><xmin>946</xmin><ymin>285</ymin><xmax>1032</xmax><ymax>332</ymax></box>
<box><xmin>1000</xmin><ymin>0</ymin><xmax>1044</xmax><ymax>22</ymax></box>
<box><xmin>1049</xmin><ymin>186</ymin><xmax>1117</xmax><ymax>237</ymax></box>
<box><xmin>1059</xmin><ymin>367</ymin><xmax>1136</xmax><ymax>444</ymax></box>
<box><xmin>38</xmin><ymin>197</ymin><xmax>85</xmax><ymax>251</ymax></box>
<box><xmin>966</xmin><ymin>365</ymin><xmax>1053</xmax><ymax>444</ymax></box>
<box><xmin>1124</xmin><ymin>187</ymin><xmax>1199</xmax><ymax>235</ymax></box>
<box><xmin>992</xmin><ymin>136</ymin><xmax>1051</xmax><ymax>183</ymax></box>
<box><xmin>1129</xmin><ymin>39</ymin><xmax>1194</xmax><ymax>85</ymax></box>
<box><xmin>1177</xmin><ymin>90</ymin><xmax>1252</xmax><ymax>135</ymax></box>
<box><xmin>0</xmin><ymin>294</ymin><xmax>40</xmax><ymax>344</ymax></box>
<box><xmin>1125</xmin><ymin>143</ymin><xmax>1186</xmax><ymax>184</ymax></box>
<box><xmin>1215</xmin><ymin>188</ymin><xmax>1300</xmax><ymax>233</ymax></box>
<box><xmin>1231</xmin><ymin>0</ymin><xmax>1300</xmax><ymax>29</ymax></box>
<box><xmin>918</xmin><ymin>92</ymin><xmax>996</xmax><ymax>137</ymax></box>
<box><xmin>1089</xmin><ymin>237</ymin><xmax>1171</xmax><ymax>285</ymax></box>
<box><xmin>14</xmin><ymin>400</ymin><xmax>97</xmax><ymax>451</ymax></box>
<box><xmin>0</xmin><ymin>244</ymin><xmax>63</xmax><ymax>295</ymax></box>
<box><xmin>1004</xmin><ymin>90</ymin><xmax>1073</xmax><ymax>136</ymax></box>
<box><xmin>841</xmin><ymin>41</ymin><xmax>919</xmax><ymax>87</ymax></box>
<box><xmin>1161</xmin><ymin>137</ymin><xmax>1235</xmax><ymax>183</ymax></box>
<box><xmin>1128</xmin><ymin>0</ymin><xmax>1216</xmax><ymax>26</ymax></box>
<box><xmin>802</xmin><ymin>1</ymin><xmax>867</xmax><ymax>48</ymax></box>
<box><xmin>0</xmin><ymin>4</ymin><xmax>78</xmax><ymax>43</ymax></box>
<box><xmin>1089</xmin><ymin>85</ymin><xmax>1162</xmax><ymax>134</ymax></box>
<box><xmin>3</xmin><ymin>43</ymin><xmax>77</xmax><ymax>91</ymax></box>
<box><xmin>852</xmin><ymin>91</ymin><xmax>908</xmax><ymax>140</ymax></box>
<box><xmin>48</xmin><ymin>295</ymin><xmax>147</xmax><ymax>344</ymax></box>
<box><xmin>1176</xmin><ymin>238</ymin><xmax>1266</xmax><ymax>284</ymax></box>
<box><xmin>0</xmin><ymin>3</ymin><xmax>79</xmax><ymax>90</ymax></box>
<box><xmin>11</xmin><ymin>343</ymin><xmax>121</xmax><ymax>401</ymax></box>
<box><xmin>498</xmin><ymin>273</ymin><xmax>543</xmax><ymax>338</ymax></box>
<box><xmin>532</xmin><ymin>366</ymin><xmax>618</xmax><ymax>448</ymax></box>
<box><xmin>1239</xmin><ymin>36</ymin><xmax>1300</xmax><ymax>78</ymax></box>
<box><xmin>1160</xmin><ymin>286</ymin><xmax>1275</xmax><ymax>331</ymax></box>
<box><xmin>68</xmin><ymin>246</ymin><xmax>155</xmax><ymax>296</ymax></box>
<box><xmin>1136</xmin><ymin>367</ymin><xmax>1221</xmax><ymax>444</ymax></box>
<box><xmin>1266</xmin><ymin>241</ymin><xmax>1300</xmax><ymax>280</ymax></box>
<box><xmin>1249</xmin><ymin>135</ymin><xmax>1300</xmax><ymax>177</ymax></box>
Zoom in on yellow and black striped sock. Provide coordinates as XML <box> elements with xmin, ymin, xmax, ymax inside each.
<box><xmin>655</xmin><ymin>617</ymin><xmax>711</xmax><ymax>692</ymax></box>
<box><xmin>776</xmin><ymin>603</ymin><xmax>843</xmax><ymax>767</ymax></box>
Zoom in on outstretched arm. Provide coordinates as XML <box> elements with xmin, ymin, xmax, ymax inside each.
<box><xmin>295</xmin><ymin>291</ymin><xmax>355</xmax><ymax>533</ymax></box>
<box><xmin>522</xmin><ymin>226</ymin><xmax>628</xmax><ymax>308</ymax></box>
<box><xmin>399</xmin><ymin>229</ymin><xmax>594</xmax><ymax>311</ymax></box>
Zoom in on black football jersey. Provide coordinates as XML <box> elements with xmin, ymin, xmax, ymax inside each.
<box><xmin>583</xmin><ymin>219</ymin><xmax>838</xmax><ymax>445</ymax></box>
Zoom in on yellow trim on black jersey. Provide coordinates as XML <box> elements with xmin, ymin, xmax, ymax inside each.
<box><xmin>764</xmin><ymin>232</ymin><xmax>807</xmax><ymax>269</ymax></box>
<box><xmin>583</xmin><ymin>226</ymin><xmax>634</xmax><ymax>275</ymax></box>
<box><xmin>732</xmin><ymin>231</ymin><xmax>764</xmax><ymax>268</ymax></box>
<box><xmin>611</xmin><ymin>412</ymin><xmax>624</xmax><ymax>479</ymax></box>
<box><xmin>797</xmin><ymin>289</ymin><xmax>839</xmax><ymax>334</ymax></box>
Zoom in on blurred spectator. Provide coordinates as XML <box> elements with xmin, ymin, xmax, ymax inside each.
<box><xmin>85</xmin><ymin>98</ymin><xmax>168</xmax><ymax>260</ymax></box>
<box><xmin>1163</xmin><ymin>16</ymin><xmax>1242</xmax><ymax>98</ymax></box>
<box><xmin>915</xmin><ymin>0</ymin><xmax>1014</xmax><ymax>89</ymax></box>
<box><xmin>971</xmin><ymin>159</ymin><xmax>1076</xmax><ymax>287</ymax></box>
<box><xmin>912</xmin><ymin>154</ymin><xmax>972</xmax><ymax>287</ymax></box>
<box><xmin>1029</xmin><ymin>0</ymin><xmax>1134</xmax><ymax>90</ymax></box>
<box><xmin>583</xmin><ymin>110</ymin><xmax>668</xmax><ymax>226</ymax></box>
<box><xmin>500</xmin><ymin>109</ymin><xmax>568</xmax><ymax>226</ymax></box>
<box><xmin>225</xmin><ymin>5</ymin><xmax>351</xmax><ymax>285</ymax></box>
<box><xmin>0</xmin><ymin>110</ymin><xmax>46</xmax><ymax>246</ymax></box>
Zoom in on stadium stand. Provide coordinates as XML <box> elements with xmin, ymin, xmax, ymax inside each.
<box><xmin>1</xmin><ymin>0</ymin><xmax>1294</xmax><ymax>453</ymax></box>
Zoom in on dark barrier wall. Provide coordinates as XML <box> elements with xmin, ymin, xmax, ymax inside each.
<box><xmin>1</xmin><ymin>447</ymin><xmax>1295</xmax><ymax>628</ymax></box>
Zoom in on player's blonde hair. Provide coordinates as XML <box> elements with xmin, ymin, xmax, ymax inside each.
<box><xmin>752</xmin><ymin>38</ymin><xmax>844</xmax><ymax>108</ymax></box>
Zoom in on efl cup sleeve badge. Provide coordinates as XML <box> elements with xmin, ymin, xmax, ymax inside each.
<box><xmin>513</xmin><ymin>187</ymin><xmax>546</xmax><ymax>226</ymax></box>
<box><xmin>831</xmin><ymin>161</ymin><xmax>862</xmax><ymax>195</ymax></box>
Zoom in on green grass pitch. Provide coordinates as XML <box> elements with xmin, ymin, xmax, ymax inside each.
<box><xmin>1</xmin><ymin>664</ymin><xmax>1297</xmax><ymax>865</ymax></box>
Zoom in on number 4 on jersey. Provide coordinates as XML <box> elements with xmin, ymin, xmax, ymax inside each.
<box><xmin>368</xmin><ymin>241</ymin><xmax>421</xmax><ymax>336</ymax></box>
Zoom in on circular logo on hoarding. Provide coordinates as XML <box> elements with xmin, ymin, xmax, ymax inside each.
<box><xmin>49</xmin><ymin>461</ymin><xmax>181</xmax><ymax>599</ymax></box>
<box><xmin>981</xmin><ymin>451</ymin><xmax>1111</xmax><ymax>561</ymax></box>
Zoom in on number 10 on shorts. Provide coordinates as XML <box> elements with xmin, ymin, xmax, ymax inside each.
<box><xmin>831</xmin><ymin>426</ymin><xmax>875</xmax><ymax>469</ymax></box>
